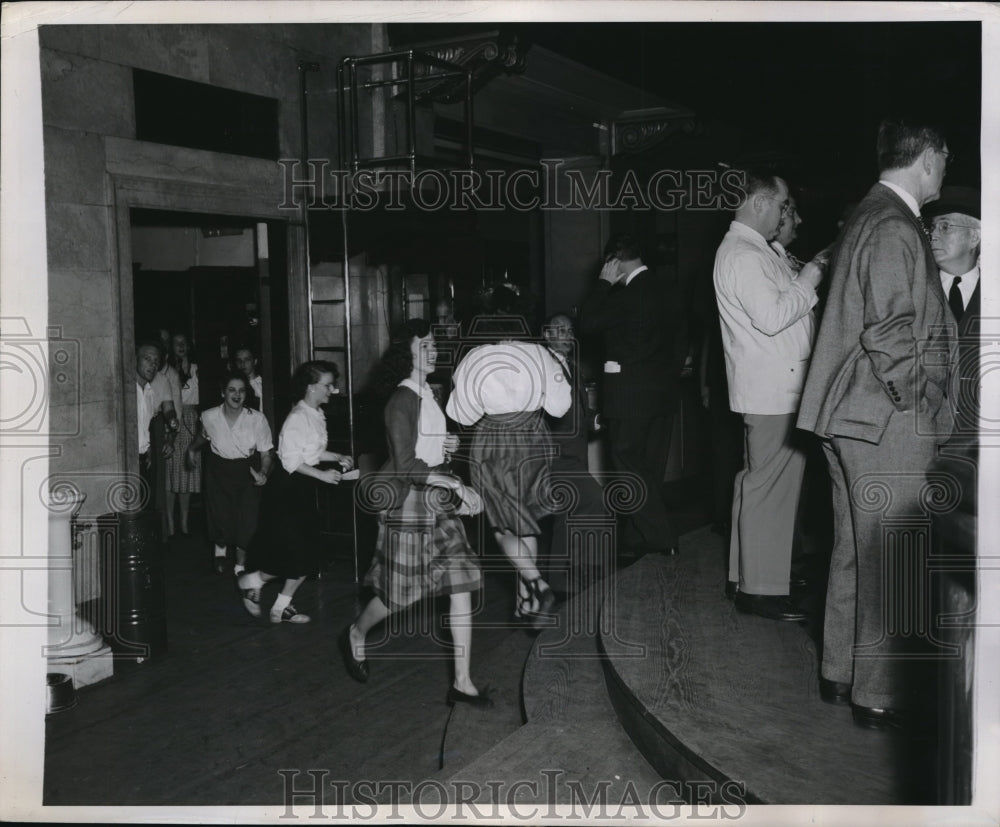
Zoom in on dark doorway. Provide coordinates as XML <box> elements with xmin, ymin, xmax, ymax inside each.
<box><xmin>131</xmin><ymin>209</ymin><xmax>291</xmax><ymax>426</ymax></box>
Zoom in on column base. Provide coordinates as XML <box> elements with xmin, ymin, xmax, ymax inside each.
<box><xmin>48</xmin><ymin>640</ymin><xmax>114</xmax><ymax>688</ymax></box>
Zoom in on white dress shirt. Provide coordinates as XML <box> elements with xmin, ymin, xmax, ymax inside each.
<box><xmin>137</xmin><ymin>380</ymin><xmax>155</xmax><ymax>454</ymax></box>
<box><xmin>940</xmin><ymin>264</ymin><xmax>979</xmax><ymax>313</ymax></box>
<box><xmin>446</xmin><ymin>342</ymin><xmax>572</xmax><ymax>426</ymax></box>
<box><xmin>878</xmin><ymin>180</ymin><xmax>921</xmax><ymax>217</ymax></box>
<box><xmin>713</xmin><ymin>221</ymin><xmax>817</xmax><ymax>415</ymax></box>
<box><xmin>623</xmin><ymin>264</ymin><xmax>648</xmax><ymax>286</ymax></box>
<box><xmin>277</xmin><ymin>401</ymin><xmax>327</xmax><ymax>473</ymax></box>
<box><xmin>201</xmin><ymin>405</ymin><xmax>273</xmax><ymax>459</ymax></box>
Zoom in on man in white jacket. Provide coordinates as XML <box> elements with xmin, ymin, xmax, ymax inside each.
<box><xmin>713</xmin><ymin>171</ymin><xmax>824</xmax><ymax>621</ymax></box>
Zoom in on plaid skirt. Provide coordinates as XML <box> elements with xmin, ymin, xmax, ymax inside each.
<box><xmin>364</xmin><ymin>485</ymin><xmax>481</xmax><ymax>611</ymax></box>
<box><xmin>470</xmin><ymin>410</ymin><xmax>556</xmax><ymax>536</ymax></box>
<box><xmin>166</xmin><ymin>405</ymin><xmax>202</xmax><ymax>493</ymax></box>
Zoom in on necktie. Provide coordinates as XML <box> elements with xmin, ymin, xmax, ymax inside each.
<box><xmin>948</xmin><ymin>276</ymin><xmax>964</xmax><ymax>321</ymax></box>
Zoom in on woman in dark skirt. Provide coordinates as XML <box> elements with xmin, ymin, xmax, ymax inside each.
<box><xmin>186</xmin><ymin>373</ymin><xmax>273</xmax><ymax>576</ymax></box>
<box><xmin>238</xmin><ymin>360</ymin><xmax>354</xmax><ymax>624</ymax></box>
<box><xmin>340</xmin><ymin>320</ymin><xmax>490</xmax><ymax>707</ymax></box>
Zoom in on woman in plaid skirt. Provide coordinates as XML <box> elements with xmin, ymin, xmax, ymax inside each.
<box><xmin>163</xmin><ymin>332</ymin><xmax>200</xmax><ymax>536</ymax></box>
<box><xmin>340</xmin><ymin>320</ymin><xmax>490</xmax><ymax>708</ymax></box>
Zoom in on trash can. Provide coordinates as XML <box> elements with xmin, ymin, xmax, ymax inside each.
<box><xmin>97</xmin><ymin>509</ymin><xmax>167</xmax><ymax>664</ymax></box>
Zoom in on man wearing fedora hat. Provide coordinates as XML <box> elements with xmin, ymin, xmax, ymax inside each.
<box><xmin>926</xmin><ymin>186</ymin><xmax>981</xmax><ymax>439</ymax></box>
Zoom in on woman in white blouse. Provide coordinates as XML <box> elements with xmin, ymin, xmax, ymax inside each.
<box><xmin>238</xmin><ymin>360</ymin><xmax>354</xmax><ymax>624</ymax></box>
<box><xmin>186</xmin><ymin>373</ymin><xmax>273</xmax><ymax>576</ymax></box>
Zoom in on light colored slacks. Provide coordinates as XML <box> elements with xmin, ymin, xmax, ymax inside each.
<box><xmin>728</xmin><ymin>413</ymin><xmax>806</xmax><ymax>594</ymax></box>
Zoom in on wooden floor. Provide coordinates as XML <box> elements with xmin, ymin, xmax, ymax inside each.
<box><xmin>43</xmin><ymin>480</ymin><xmax>711</xmax><ymax>809</ymax></box>
<box><xmin>600</xmin><ymin>526</ymin><xmax>940</xmax><ymax>805</ymax></box>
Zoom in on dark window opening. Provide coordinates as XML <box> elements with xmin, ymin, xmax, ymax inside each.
<box><xmin>133</xmin><ymin>69</ymin><xmax>280</xmax><ymax>160</ymax></box>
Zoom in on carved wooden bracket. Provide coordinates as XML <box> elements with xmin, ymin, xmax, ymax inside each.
<box><xmin>403</xmin><ymin>31</ymin><xmax>529</xmax><ymax>104</ymax></box>
<box><xmin>612</xmin><ymin>109</ymin><xmax>701</xmax><ymax>156</ymax></box>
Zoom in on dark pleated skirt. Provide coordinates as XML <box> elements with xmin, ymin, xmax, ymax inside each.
<box><xmin>364</xmin><ymin>485</ymin><xmax>481</xmax><ymax>611</ymax></box>
<box><xmin>248</xmin><ymin>466</ymin><xmax>323</xmax><ymax>579</ymax></box>
<box><xmin>204</xmin><ymin>452</ymin><xmax>262</xmax><ymax>549</ymax></box>
<box><xmin>470</xmin><ymin>410</ymin><xmax>556</xmax><ymax>536</ymax></box>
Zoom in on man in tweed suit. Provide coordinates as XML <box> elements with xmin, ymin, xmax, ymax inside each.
<box><xmin>797</xmin><ymin>118</ymin><xmax>956</xmax><ymax>729</ymax></box>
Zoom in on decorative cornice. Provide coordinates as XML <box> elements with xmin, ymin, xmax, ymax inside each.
<box><xmin>612</xmin><ymin>109</ymin><xmax>701</xmax><ymax>156</ymax></box>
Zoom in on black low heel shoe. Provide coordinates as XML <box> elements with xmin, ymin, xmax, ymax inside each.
<box><xmin>446</xmin><ymin>686</ymin><xmax>494</xmax><ymax>708</ymax></box>
<box><xmin>525</xmin><ymin>578</ymin><xmax>557</xmax><ymax>631</ymax></box>
<box><xmin>338</xmin><ymin>626</ymin><xmax>369</xmax><ymax>684</ymax></box>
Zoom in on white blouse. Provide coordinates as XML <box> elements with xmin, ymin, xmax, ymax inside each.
<box><xmin>445</xmin><ymin>342</ymin><xmax>572</xmax><ymax>426</ymax></box>
<box><xmin>277</xmin><ymin>401</ymin><xmax>327</xmax><ymax>473</ymax></box>
<box><xmin>200</xmin><ymin>405</ymin><xmax>273</xmax><ymax>460</ymax></box>
<box><xmin>398</xmin><ymin>378</ymin><xmax>447</xmax><ymax>467</ymax></box>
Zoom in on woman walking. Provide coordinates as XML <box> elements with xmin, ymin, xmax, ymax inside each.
<box><xmin>186</xmin><ymin>373</ymin><xmax>273</xmax><ymax>577</ymax></box>
<box><xmin>446</xmin><ymin>333</ymin><xmax>572</xmax><ymax>628</ymax></box>
<box><xmin>163</xmin><ymin>332</ymin><xmax>200</xmax><ymax>537</ymax></box>
<box><xmin>238</xmin><ymin>360</ymin><xmax>353</xmax><ymax>624</ymax></box>
<box><xmin>341</xmin><ymin>320</ymin><xmax>490</xmax><ymax>707</ymax></box>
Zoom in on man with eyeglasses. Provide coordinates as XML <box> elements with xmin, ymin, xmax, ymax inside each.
<box><xmin>797</xmin><ymin>117</ymin><xmax>957</xmax><ymax>730</ymax></box>
<box><xmin>712</xmin><ymin>171</ymin><xmax>825</xmax><ymax>621</ymax></box>
<box><xmin>927</xmin><ymin>186</ymin><xmax>980</xmax><ymax>438</ymax></box>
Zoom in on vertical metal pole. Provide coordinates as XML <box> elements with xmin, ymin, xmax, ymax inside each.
<box><xmin>350</xmin><ymin>60</ymin><xmax>361</xmax><ymax>173</ymax></box>
<box><xmin>298</xmin><ymin>60</ymin><xmax>317</xmax><ymax>368</ymax></box>
<box><xmin>407</xmin><ymin>51</ymin><xmax>417</xmax><ymax>179</ymax></box>
<box><xmin>465</xmin><ymin>68</ymin><xmax>474</xmax><ymax>169</ymax></box>
<box><xmin>337</xmin><ymin>59</ymin><xmax>360</xmax><ymax>584</ymax></box>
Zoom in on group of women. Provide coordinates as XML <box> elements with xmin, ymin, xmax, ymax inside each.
<box><xmin>165</xmin><ymin>309</ymin><xmax>578</xmax><ymax>709</ymax></box>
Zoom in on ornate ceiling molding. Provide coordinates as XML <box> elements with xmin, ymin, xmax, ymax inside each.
<box><xmin>612</xmin><ymin>109</ymin><xmax>701</xmax><ymax>156</ymax></box>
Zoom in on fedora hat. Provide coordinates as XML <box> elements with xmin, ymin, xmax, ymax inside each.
<box><xmin>924</xmin><ymin>185</ymin><xmax>980</xmax><ymax>220</ymax></box>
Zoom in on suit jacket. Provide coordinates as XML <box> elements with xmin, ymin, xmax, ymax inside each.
<box><xmin>713</xmin><ymin>221</ymin><xmax>817</xmax><ymax>414</ymax></box>
<box><xmin>578</xmin><ymin>267</ymin><xmax>678</xmax><ymax>419</ymax></box>
<box><xmin>797</xmin><ymin>183</ymin><xmax>956</xmax><ymax>445</ymax></box>
<box><xmin>951</xmin><ymin>280</ymin><xmax>980</xmax><ymax>440</ymax></box>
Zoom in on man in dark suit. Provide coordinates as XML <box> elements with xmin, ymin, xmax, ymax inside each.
<box><xmin>797</xmin><ymin>118</ymin><xmax>956</xmax><ymax>729</ymax></box>
<box><xmin>579</xmin><ymin>234</ymin><xmax>679</xmax><ymax>557</ymax></box>
<box><xmin>926</xmin><ymin>186</ymin><xmax>980</xmax><ymax>441</ymax></box>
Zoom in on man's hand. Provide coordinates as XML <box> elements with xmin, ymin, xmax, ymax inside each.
<box><xmin>443</xmin><ymin>434</ymin><xmax>460</xmax><ymax>456</ymax></box>
<box><xmin>599</xmin><ymin>257</ymin><xmax>625</xmax><ymax>285</ymax></box>
<box><xmin>249</xmin><ymin>468</ymin><xmax>267</xmax><ymax>487</ymax></box>
<box><xmin>797</xmin><ymin>260</ymin><xmax>825</xmax><ymax>291</ymax></box>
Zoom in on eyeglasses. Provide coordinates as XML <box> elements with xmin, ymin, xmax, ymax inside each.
<box><xmin>929</xmin><ymin>220</ymin><xmax>977</xmax><ymax>234</ymax></box>
<box><xmin>763</xmin><ymin>195</ymin><xmax>791</xmax><ymax>213</ymax></box>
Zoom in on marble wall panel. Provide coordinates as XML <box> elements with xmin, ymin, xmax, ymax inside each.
<box><xmin>46</xmin><ymin>202</ymin><xmax>110</xmax><ymax>272</ymax></box>
<box><xmin>50</xmin><ymin>397</ymin><xmax>119</xmax><ymax>471</ymax></box>
<box><xmin>40</xmin><ymin>48</ymin><xmax>133</xmax><ymax>137</ymax></box>
<box><xmin>45</xmin><ymin>335</ymin><xmax>118</xmax><ymax>408</ymax></box>
<box><xmin>97</xmin><ymin>24</ymin><xmax>210</xmax><ymax>83</ymax></box>
<box><xmin>38</xmin><ymin>24</ymin><xmax>102</xmax><ymax>59</ymax></box>
<box><xmin>43</xmin><ymin>126</ymin><xmax>107</xmax><ymax>206</ymax></box>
